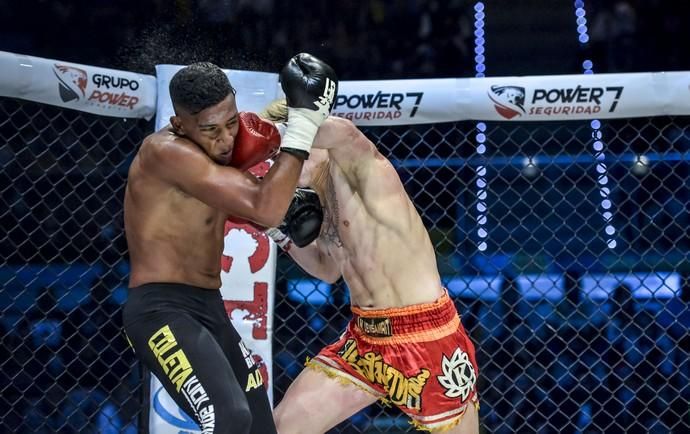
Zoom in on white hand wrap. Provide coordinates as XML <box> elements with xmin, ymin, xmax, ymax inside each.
<box><xmin>279</xmin><ymin>107</ymin><xmax>325</xmax><ymax>155</ymax></box>
<box><xmin>265</xmin><ymin>227</ymin><xmax>292</xmax><ymax>251</ymax></box>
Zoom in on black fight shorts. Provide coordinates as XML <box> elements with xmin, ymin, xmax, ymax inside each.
<box><xmin>123</xmin><ymin>283</ymin><xmax>275</xmax><ymax>434</ymax></box>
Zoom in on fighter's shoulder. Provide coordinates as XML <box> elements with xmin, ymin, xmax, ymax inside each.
<box><xmin>321</xmin><ymin>116</ymin><xmax>375</xmax><ymax>156</ymax></box>
<box><xmin>320</xmin><ymin>115</ymin><xmax>358</xmax><ymax>137</ymax></box>
<box><xmin>141</xmin><ymin>127</ymin><xmax>203</xmax><ymax>165</ymax></box>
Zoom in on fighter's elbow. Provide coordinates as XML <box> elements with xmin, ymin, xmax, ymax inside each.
<box><xmin>241</xmin><ymin>192</ymin><xmax>288</xmax><ymax>228</ymax></box>
<box><xmin>321</xmin><ymin>271</ymin><xmax>342</xmax><ymax>285</ymax></box>
<box><xmin>311</xmin><ymin>267</ymin><xmax>341</xmax><ymax>284</ymax></box>
<box><xmin>251</xmin><ymin>207</ymin><xmax>285</xmax><ymax>229</ymax></box>
<box><xmin>318</xmin><ymin>251</ymin><xmax>342</xmax><ymax>284</ymax></box>
<box><xmin>266</xmin><ymin>216</ymin><xmax>285</xmax><ymax>229</ymax></box>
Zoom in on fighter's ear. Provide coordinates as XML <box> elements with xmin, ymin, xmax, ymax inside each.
<box><xmin>170</xmin><ymin>115</ymin><xmax>184</xmax><ymax>135</ymax></box>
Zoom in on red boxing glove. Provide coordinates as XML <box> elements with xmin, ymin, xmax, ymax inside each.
<box><xmin>230</xmin><ymin>112</ymin><xmax>280</xmax><ymax>171</ymax></box>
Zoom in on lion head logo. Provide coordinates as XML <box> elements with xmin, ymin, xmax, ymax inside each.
<box><xmin>488</xmin><ymin>85</ymin><xmax>526</xmax><ymax>119</ymax></box>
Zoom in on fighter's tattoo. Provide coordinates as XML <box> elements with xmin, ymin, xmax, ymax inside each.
<box><xmin>322</xmin><ymin>176</ymin><xmax>343</xmax><ymax>247</ymax></box>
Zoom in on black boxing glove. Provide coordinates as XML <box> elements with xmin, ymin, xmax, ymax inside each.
<box><xmin>279</xmin><ymin>53</ymin><xmax>338</xmax><ymax>159</ymax></box>
<box><xmin>267</xmin><ymin>188</ymin><xmax>323</xmax><ymax>249</ymax></box>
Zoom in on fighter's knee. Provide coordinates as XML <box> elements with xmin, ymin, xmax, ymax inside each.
<box><xmin>273</xmin><ymin>404</ymin><xmax>287</xmax><ymax>431</ymax></box>
<box><xmin>273</xmin><ymin>402</ymin><xmax>298</xmax><ymax>434</ymax></box>
<box><xmin>274</xmin><ymin>397</ymin><xmax>315</xmax><ymax>434</ymax></box>
<box><xmin>214</xmin><ymin>400</ymin><xmax>252</xmax><ymax>434</ymax></box>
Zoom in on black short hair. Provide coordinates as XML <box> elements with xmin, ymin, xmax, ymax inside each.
<box><xmin>169</xmin><ymin>62</ymin><xmax>236</xmax><ymax>115</ymax></box>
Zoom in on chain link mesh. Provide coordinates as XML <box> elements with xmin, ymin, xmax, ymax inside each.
<box><xmin>1</xmin><ymin>95</ymin><xmax>689</xmax><ymax>433</ymax></box>
<box><xmin>274</xmin><ymin>118</ymin><xmax>690</xmax><ymax>433</ymax></box>
<box><xmin>0</xmin><ymin>97</ymin><xmax>150</xmax><ymax>433</ymax></box>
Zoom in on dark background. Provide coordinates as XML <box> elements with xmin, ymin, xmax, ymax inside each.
<box><xmin>2</xmin><ymin>0</ymin><xmax>689</xmax><ymax>78</ymax></box>
<box><xmin>1</xmin><ymin>1</ymin><xmax>690</xmax><ymax>433</ymax></box>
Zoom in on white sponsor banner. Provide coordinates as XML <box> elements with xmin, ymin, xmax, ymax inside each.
<box><xmin>0</xmin><ymin>50</ymin><xmax>156</xmax><ymax>119</ymax></box>
<box><xmin>329</xmin><ymin>71</ymin><xmax>690</xmax><ymax>125</ymax></box>
<box><xmin>332</xmin><ymin>78</ymin><xmax>460</xmax><ymax>126</ymax></box>
<box><xmin>154</xmin><ymin>65</ymin><xmax>280</xmax><ymax>130</ymax></box>
<box><xmin>150</xmin><ymin>66</ymin><xmax>278</xmax><ymax>434</ymax></box>
<box><xmin>465</xmin><ymin>71</ymin><xmax>690</xmax><ymax>122</ymax></box>
<box><xmin>4</xmin><ymin>50</ymin><xmax>690</xmax><ymax>125</ymax></box>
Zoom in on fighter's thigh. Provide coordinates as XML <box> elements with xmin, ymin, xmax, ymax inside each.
<box><xmin>125</xmin><ymin>313</ymin><xmax>247</xmax><ymax>417</ymax></box>
<box><xmin>274</xmin><ymin>367</ymin><xmax>378</xmax><ymax>434</ymax></box>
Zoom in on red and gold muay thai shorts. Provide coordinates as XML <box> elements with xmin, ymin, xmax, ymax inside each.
<box><xmin>307</xmin><ymin>290</ymin><xmax>479</xmax><ymax>431</ymax></box>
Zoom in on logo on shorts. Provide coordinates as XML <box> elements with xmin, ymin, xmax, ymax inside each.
<box><xmin>338</xmin><ymin>339</ymin><xmax>430</xmax><ymax>410</ymax></box>
<box><xmin>239</xmin><ymin>341</ymin><xmax>265</xmax><ymax>392</ymax></box>
<box><xmin>356</xmin><ymin>316</ymin><xmax>393</xmax><ymax>337</ymax></box>
<box><xmin>148</xmin><ymin>325</ymin><xmax>215</xmax><ymax>433</ymax></box>
<box><xmin>148</xmin><ymin>325</ymin><xmax>194</xmax><ymax>392</ymax></box>
<box><xmin>488</xmin><ymin>85</ymin><xmax>526</xmax><ymax>119</ymax></box>
<box><xmin>53</xmin><ymin>64</ymin><xmax>88</xmax><ymax>102</ymax></box>
<box><xmin>437</xmin><ymin>348</ymin><xmax>476</xmax><ymax>401</ymax></box>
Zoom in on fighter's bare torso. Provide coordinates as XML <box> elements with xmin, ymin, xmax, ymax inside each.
<box><xmin>125</xmin><ymin>128</ymin><xmax>226</xmax><ymax>289</ymax></box>
<box><xmin>312</xmin><ymin>119</ymin><xmax>443</xmax><ymax>308</ymax></box>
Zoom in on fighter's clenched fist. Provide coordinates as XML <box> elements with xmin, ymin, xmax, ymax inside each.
<box><xmin>279</xmin><ymin>53</ymin><xmax>338</xmax><ymax>160</ymax></box>
<box><xmin>281</xmin><ymin>53</ymin><xmax>338</xmax><ymax>119</ymax></box>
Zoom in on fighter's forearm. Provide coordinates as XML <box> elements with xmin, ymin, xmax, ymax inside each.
<box><xmin>250</xmin><ymin>152</ymin><xmax>305</xmax><ymax>227</ymax></box>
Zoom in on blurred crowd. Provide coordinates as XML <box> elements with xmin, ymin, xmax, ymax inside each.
<box><xmin>469</xmin><ymin>273</ymin><xmax>690</xmax><ymax>433</ymax></box>
<box><xmin>1</xmin><ymin>0</ymin><xmax>474</xmax><ymax>78</ymax></box>
<box><xmin>1</xmin><ymin>271</ymin><xmax>139</xmax><ymax>433</ymax></box>
<box><xmin>587</xmin><ymin>0</ymin><xmax>690</xmax><ymax>73</ymax></box>
<box><xmin>1</xmin><ymin>0</ymin><xmax>689</xmax><ymax>79</ymax></box>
